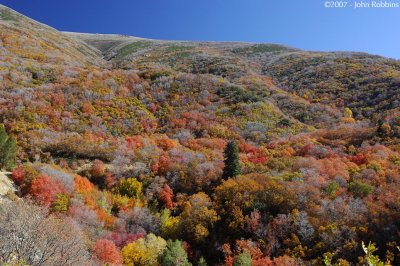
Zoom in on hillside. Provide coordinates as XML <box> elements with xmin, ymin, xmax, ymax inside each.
<box><xmin>69</xmin><ymin>32</ymin><xmax>400</xmax><ymax>133</ymax></box>
<box><xmin>1</xmin><ymin>4</ymin><xmax>400</xmax><ymax>266</ymax></box>
<box><xmin>0</xmin><ymin>4</ymin><xmax>102</xmax><ymax>90</ymax></box>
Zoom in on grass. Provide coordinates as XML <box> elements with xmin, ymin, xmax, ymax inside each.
<box><xmin>117</xmin><ymin>41</ymin><xmax>151</xmax><ymax>59</ymax></box>
<box><xmin>163</xmin><ymin>45</ymin><xmax>194</xmax><ymax>60</ymax></box>
<box><xmin>0</xmin><ymin>9</ymin><xmax>19</xmax><ymax>22</ymax></box>
<box><xmin>233</xmin><ymin>44</ymin><xmax>292</xmax><ymax>54</ymax></box>
<box><xmin>164</xmin><ymin>44</ymin><xmax>192</xmax><ymax>53</ymax></box>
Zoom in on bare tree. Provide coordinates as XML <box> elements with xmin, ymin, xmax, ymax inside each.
<box><xmin>0</xmin><ymin>200</ymin><xmax>93</xmax><ymax>266</ymax></box>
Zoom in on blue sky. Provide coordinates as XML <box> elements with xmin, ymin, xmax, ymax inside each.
<box><xmin>1</xmin><ymin>0</ymin><xmax>399</xmax><ymax>59</ymax></box>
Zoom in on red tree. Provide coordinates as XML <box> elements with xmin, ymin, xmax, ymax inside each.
<box><xmin>11</xmin><ymin>166</ymin><xmax>25</xmax><ymax>186</ymax></box>
<box><xmin>92</xmin><ymin>239</ymin><xmax>122</xmax><ymax>265</ymax></box>
<box><xmin>29</xmin><ymin>175</ymin><xmax>66</xmax><ymax>206</ymax></box>
<box><xmin>159</xmin><ymin>184</ymin><xmax>175</xmax><ymax>209</ymax></box>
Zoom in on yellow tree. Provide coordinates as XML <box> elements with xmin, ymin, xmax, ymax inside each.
<box><xmin>122</xmin><ymin>233</ymin><xmax>167</xmax><ymax>266</ymax></box>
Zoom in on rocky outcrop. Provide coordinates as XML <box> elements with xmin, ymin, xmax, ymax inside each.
<box><xmin>0</xmin><ymin>172</ymin><xmax>15</xmax><ymax>202</ymax></box>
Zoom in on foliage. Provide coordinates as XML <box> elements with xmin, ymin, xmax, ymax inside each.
<box><xmin>160</xmin><ymin>209</ymin><xmax>180</xmax><ymax>238</ymax></box>
<box><xmin>51</xmin><ymin>193</ymin><xmax>70</xmax><ymax>212</ymax></box>
<box><xmin>160</xmin><ymin>240</ymin><xmax>192</xmax><ymax>266</ymax></box>
<box><xmin>121</xmin><ymin>233</ymin><xmax>167</xmax><ymax>266</ymax></box>
<box><xmin>198</xmin><ymin>257</ymin><xmax>208</xmax><ymax>266</ymax></box>
<box><xmin>159</xmin><ymin>184</ymin><xmax>175</xmax><ymax>209</ymax></box>
<box><xmin>2</xmin><ymin>6</ymin><xmax>400</xmax><ymax>265</ymax></box>
<box><xmin>29</xmin><ymin>175</ymin><xmax>66</xmax><ymax>206</ymax></box>
<box><xmin>217</xmin><ymin>85</ymin><xmax>261</xmax><ymax>104</ymax></box>
<box><xmin>117</xmin><ymin>41</ymin><xmax>151</xmax><ymax>59</ymax></box>
<box><xmin>233</xmin><ymin>251</ymin><xmax>252</xmax><ymax>266</ymax></box>
<box><xmin>360</xmin><ymin>241</ymin><xmax>390</xmax><ymax>266</ymax></box>
<box><xmin>113</xmin><ymin>177</ymin><xmax>143</xmax><ymax>198</ymax></box>
<box><xmin>0</xmin><ymin>124</ymin><xmax>17</xmax><ymax>169</ymax></box>
<box><xmin>179</xmin><ymin>192</ymin><xmax>219</xmax><ymax>243</ymax></box>
<box><xmin>222</xmin><ymin>140</ymin><xmax>241</xmax><ymax>179</ymax></box>
<box><xmin>92</xmin><ymin>239</ymin><xmax>122</xmax><ymax>265</ymax></box>
<box><xmin>348</xmin><ymin>180</ymin><xmax>373</xmax><ymax>198</ymax></box>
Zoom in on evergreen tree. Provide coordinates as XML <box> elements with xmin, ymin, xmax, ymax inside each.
<box><xmin>222</xmin><ymin>140</ymin><xmax>241</xmax><ymax>179</ymax></box>
<box><xmin>160</xmin><ymin>240</ymin><xmax>191</xmax><ymax>266</ymax></box>
<box><xmin>0</xmin><ymin>124</ymin><xmax>17</xmax><ymax>170</ymax></box>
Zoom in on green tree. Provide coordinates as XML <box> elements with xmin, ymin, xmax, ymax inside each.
<box><xmin>233</xmin><ymin>251</ymin><xmax>252</xmax><ymax>266</ymax></box>
<box><xmin>348</xmin><ymin>180</ymin><xmax>373</xmax><ymax>198</ymax></box>
<box><xmin>0</xmin><ymin>124</ymin><xmax>17</xmax><ymax>170</ymax></box>
<box><xmin>161</xmin><ymin>240</ymin><xmax>191</xmax><ymax>266</ymax></box>
<box><xmin>222</xmin><ymin>140</ymin><xmax>241</xmax><ymax>179</ymax></box>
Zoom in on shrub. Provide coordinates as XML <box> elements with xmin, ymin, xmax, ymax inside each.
<box><xmin>92</xmin><ymin>239</ymin><xmax>122</xmax><ymax>265</ymax></box>
<box><xmin>325</xmin><ymin>182</ymin><xmax>340</xmax><ymax>198</ymax></box>
<box><xmin>29</xmin><ymin>175</ymin><xmax>66</xmax><ymax>206</ymax></box>
<box><xmin>51</xmin><ymin>193</ymin><xmax>70</xmax><ymax>212</ymax></box>
<box><xmin>348</xmin><ymin>180</ymin><xmax>373</xmax><ymax>198</ymax></box>
<box><xmin>90</xmin><ymin>159</ymin><xmax>106</xmax><ymax>178</ymax></box>
<box><xmin>0</xmin><ymin>124</ymin><xmax>17</xmax><ymax>170</ymax></box>
<box><xmin>113</xmin><ymin>178</ymin><xmax>143</xmax><ymax>198</ymax></box>
<box><xmin>217</xmin><ymin>86</ymin><xmax>261</xmax><ymax>104</ymax></box>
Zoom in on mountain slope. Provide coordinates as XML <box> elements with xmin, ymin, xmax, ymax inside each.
<box><xmin>71</xmin><ymin>32</ymin><xmax>400</xmax><ymax>127</ymax></box>
<box><xmin>0</xmin><ymin>4</ymin><xmax>101</xmax><ymax>65</ymax></box>
<box><xmin>0</xmin><ymin>5</ymin><xmax>104</xmax><ymax>89</ymax></box>
<box><xmin>2</xmin><ymin>5</ymin><xmax>400</xmax><ymax>266</ymax></box>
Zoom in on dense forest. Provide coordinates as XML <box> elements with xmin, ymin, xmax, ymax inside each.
<box><xmin>1</xmin><ymin>4</ymin><xmax>400</xmax><ymax>266</ymax></box>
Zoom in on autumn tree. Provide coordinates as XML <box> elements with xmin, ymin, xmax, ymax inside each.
<box><xmin>179</xmin><ymin>192</ymin><xmax>219</xmax><ymax>243</ymax></box>
<box><xmin>29</xmin><ymin>175</ymin><xmax>66</xmax><ymax>206</ymax></box>
<box><xmin>159</xmin><ymin>184</ymin><xmax>175</xmax><ymax>209</ymax></box>
<box><xmin>377</xmin><ymin>120</ymin><xmax>393</xmax><ymax>138</ymax></box>
<box><xmin>160</xmin><ymin>209</ymin><xmax>180</xmax><ymax>239</ymax></box>
<box><xmin>118</xmin><ymin>207</ymin><xmax>160</xmax><ymax>235</ymax></box>
<box><xmin>11</xmin><ymin>165</ymin><xmax>25</xmax><ymax>186</ymax></box>
<box><xmin>92</xmin><ymin>239</ymin><xmax>122</xmax><ymax>265</ymax></box>
<box><xmin>222</xmin><ymin>140</ymin><xmax>241</xmax><ymax>180</ymax></box>
<box><xmin>113</xmin><ymin>177</ymin><xmax>143</xmax><ymax>199</ymax></box>
<box><xmin>0</xmin><ymin>124</ymin><xmax>17</xmax><ymax>170</ymax></box>
<box><xmin>11</xmin><ymin>164</ymin><xmax>39</xmax><ymax>195</ymax></box>
<box><xmin>344</xmin><ymin>107</ymin><xmax>353</xmax><ymax>118</ymax></box>
<box><xmin>121</xmin><ymin>233</ymin><xmax>167</xmax><ymax>266</ymax></box>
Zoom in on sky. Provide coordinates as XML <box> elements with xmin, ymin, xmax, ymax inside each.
<box><xmin>1</xmin><ymin>0</ymin><xmax>399</xmax><ymax>59</ymax></box>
